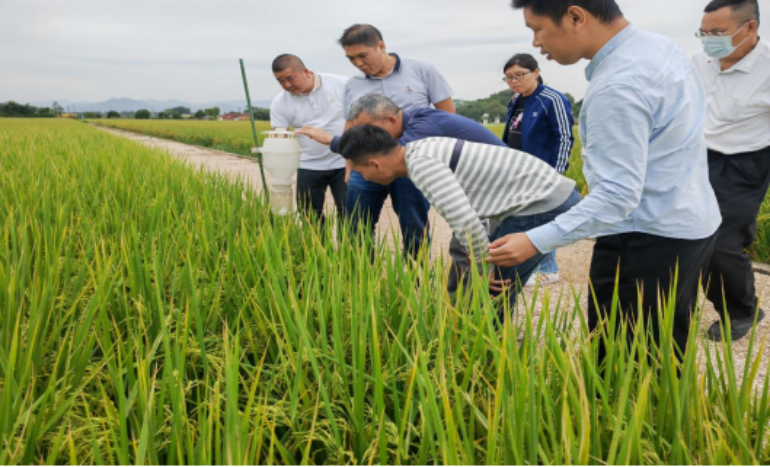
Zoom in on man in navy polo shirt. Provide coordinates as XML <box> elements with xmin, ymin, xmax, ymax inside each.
<box><xmin>296</xmin><ymin>93</ymin><xmax>505</xmax><ymax>293</ymax></box>
<box><xmin>336</xmin><ymin>23</ymin><xmax>456</xmax><ymax>258</ymax></box>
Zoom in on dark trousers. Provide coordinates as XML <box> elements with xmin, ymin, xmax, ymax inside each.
<box><xmin>346</xmin><ymin>170</ymin><xmax>431</xmax><ymax>258</ymax></box>
<box><xmin>491</xmin><ymin>189</ymin><xmax>582</xmax><ymax>318</ymax></box>
<box><xmin>706</xmin><ymin>148</ymin><xmax>770</xmax><ymax>319</ymax></box>
<box><xmin>296</xmin><ymin>168</ymin><xmax>347</xmax><ymax>224</ymax></box>
<box><xmin>588</xmin><ymin>232</ymin><xmax>716</xmax><ymax>357</ymax></box>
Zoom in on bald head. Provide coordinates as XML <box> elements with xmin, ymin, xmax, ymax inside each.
<box><xmin>272</xmin><ymin>54</ymin><xmax>306</xmax><ymax>74</ymax></box>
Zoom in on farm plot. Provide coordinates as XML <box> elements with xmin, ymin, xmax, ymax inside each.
<box><xmin>4</xmin><ymin>119</ymin><xmax>768</xmax><ymax>465</ymax></box>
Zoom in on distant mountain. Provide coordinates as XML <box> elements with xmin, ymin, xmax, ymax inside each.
<box><xmin>28</xmin><ymin>98</ymin><xmax>273</xmax><ymax>114</ymax></box>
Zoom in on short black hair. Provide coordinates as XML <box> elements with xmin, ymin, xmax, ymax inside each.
<box><xmin>338</xmin><ymin>24</ymin><xmax>384</xmax><ymax>48</ymax></box>
<box><xmin>705</xmin><ymin>0</ymin><xmax>760</xmax><ymax>25</ymax></box>
<box><xmin>337</xmin><ymin>125</ymin><xmax>399</xmax><ymax>164</ymax></box>
<box><xmin>503</xmin><ymin>53</ymin><xmax>544</xmax><ymax>85</ymax></box>
<box><xmin>510</xmin><ymin>0</ymin><xmax>623</xmax><ymax>25</ymax></box>
<box><xmin>272</xmin><ymin>54</ymin><xmax>305</xmax><ymax>73</ymax></box>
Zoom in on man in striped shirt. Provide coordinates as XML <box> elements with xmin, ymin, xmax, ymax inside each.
<box><xmin>337</xmin><ymin>124</ymin><xmax>581</xmax><ymax>316</ymax></box>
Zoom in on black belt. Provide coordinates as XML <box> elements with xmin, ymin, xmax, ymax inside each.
<box><xmin>449</xmin><ymin>140</ymin><xmax>465</xmax><ymax>173</ymax></box>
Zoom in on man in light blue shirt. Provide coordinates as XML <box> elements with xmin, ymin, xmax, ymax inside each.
<box><xmin>493</xmin><ymin>0</ymin><xmax>721</xmax><ymax>357</ymax></box>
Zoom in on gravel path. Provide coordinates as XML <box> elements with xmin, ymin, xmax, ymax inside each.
<box><xmin>97</xmin><ymin>125</ymin><xmax>770</xmax><ymax>389</ymax></box>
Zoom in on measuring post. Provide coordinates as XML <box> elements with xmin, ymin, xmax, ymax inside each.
<box><xmin>239</xmin><ymin>58</ymin><xmax>270</xmax><ymax>202</ymax></box>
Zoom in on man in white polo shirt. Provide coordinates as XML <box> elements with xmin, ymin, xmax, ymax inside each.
<box><xmin>694</xmin><ymin>0</ymin><xmax>770</xmax><ymax>341</ymax></box>
<box><xmin>270</xmin><ymin>54</ymin><xmax>348</xmax><ymax>224</ymax></box>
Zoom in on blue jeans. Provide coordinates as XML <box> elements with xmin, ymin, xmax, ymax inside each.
<box><xmin>536</xmin><ymin>250</ymin><xmax>558</xmax><ymax>274</ymax></box>
<box><xmin>346</xmin><ymin>170</ymin><xmax>431</xmax><ymax>258</ymax></box>
<box><xmin>491</xmin><ymin>189</ymin><xmax>581</xmax><ymax>321</ymax></box>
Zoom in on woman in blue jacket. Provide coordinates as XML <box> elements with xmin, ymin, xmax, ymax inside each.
<box><xmin>502</xmin><ymin>53</ymin><xmax>574</xmax><ymax>285</ymax></box>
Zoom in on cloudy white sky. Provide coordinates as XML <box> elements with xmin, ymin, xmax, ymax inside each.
<box><xmin>2</xmin><ymin>0</ymin><xmax>768</xmax><ymax>104</ymax></box>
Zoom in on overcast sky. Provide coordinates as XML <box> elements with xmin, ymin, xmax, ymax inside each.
<box><xmin>2</xmin><ymin>0</ymin><xmax>768</xmax><ymax>104</ymax></box>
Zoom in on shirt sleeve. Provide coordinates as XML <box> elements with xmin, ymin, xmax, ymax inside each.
<box><xmin>269</xmin><ymin>97</ymin><xmax>290</xmax><ymax>129</ymax></box>
<box><xmin>408</xmin><ymin>156</ymin><xmax>489</xmax><ymax>265</ymax></box>
<box><xmin>397</xmin><ymin>114</ymin><xmax>444</xmax><ymax>145</ymax></box>
<box><xmin>342</xmin><ymin>82</ymin><xmax>355</xmax><ymax>120</ymax></box>
<box><xmin>418</xmin><ymin>62</ymin><xmax>454</xmax><ymax>105</ymax></box>
<box><xmin>546</xmin><ymin>93</ymin><xmax>575</xmax><ymax>173</ymax></box>
<box><xmin>526</xmin><ymin>84</ymin><xmax>653</xmax><ymax>253</ymax></box>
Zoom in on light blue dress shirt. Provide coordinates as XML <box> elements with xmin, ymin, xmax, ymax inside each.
<box><xmin>527</xmin><ymin>25</ymin><xmax>721</xmax><ymax>253</ymax></box>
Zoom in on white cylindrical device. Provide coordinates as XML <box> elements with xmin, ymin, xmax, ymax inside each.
<box><xmin>253</xmin><ymin>128</ymin><xmax>302</xmax><ymax>215</ymax></box>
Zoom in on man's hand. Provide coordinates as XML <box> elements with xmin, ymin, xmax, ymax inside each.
<box><xmin>295</xmin><ymin>126</ymin><xmax>334</xmax><ymax>146</ymax></box>
<box><xmin>488</xmin><ymin>269</ymin><xmax>510</xmax><ymax>294</ymax></box>
<box><xmin>486</xmin><ymin>233</ymin><xmax>539</xmax><ymax>267</ymax></box>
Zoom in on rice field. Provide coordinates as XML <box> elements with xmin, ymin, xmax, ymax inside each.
<box><xmin>2</xmin><ymin>118</ymin><xmax>770</xmax><ymax>465</ymax></box>
<box><xmin>97</xmin><ymin>119</ymin><xmax>769</xmax><ymax>263</ymax></box>
<box><xmin>93</xmin><ymin>119</ymin><xmax>273</xmax><ymax>156</ymax></box>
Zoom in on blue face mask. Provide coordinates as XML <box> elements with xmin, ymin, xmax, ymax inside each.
<box><xmin>701</xmin><ymin>22</ymin><xmax>749</xmax><ymax>59</ymax></box>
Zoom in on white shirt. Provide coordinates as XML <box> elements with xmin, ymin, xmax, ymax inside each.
<box><xmin>270</xmin><ymin>72</ymin><xmax>348</xmax><ymax>170</ymax></box>
<box><xmin>693</xmin><ymin>39</ymin><xmax>770</xmax><ymax>155</ymax></box>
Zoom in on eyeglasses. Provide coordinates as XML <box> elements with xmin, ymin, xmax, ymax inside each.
<box><xmin>502</xmin><ymin>71</ymin><xmax>533</xmax><ymax>83</ymax></box>
<box><xmin>695</xmin><ymin>21</ymin><xmax>748</xmax><ymax>39</ymax></box>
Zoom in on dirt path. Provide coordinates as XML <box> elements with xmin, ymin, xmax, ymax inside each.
<box><xmin>97</xmin><ymin>125</ymin><xmax>770</xmax><ymax>388</ymax></box>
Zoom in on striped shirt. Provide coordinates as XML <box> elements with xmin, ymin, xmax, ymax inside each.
<box><xmin>405</xmin><ymin>137</ymin><xmax>576</xmax><ymax>263</ymax></box>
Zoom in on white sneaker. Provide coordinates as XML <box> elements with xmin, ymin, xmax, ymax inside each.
<box><xmin>525</xmin><ymin>272</ymin><xmax>560</xmax><ymax>287</ymax></box>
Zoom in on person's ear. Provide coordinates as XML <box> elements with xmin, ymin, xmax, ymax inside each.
<box><xmin>367</xmin><ymin>158</ymin><xmax>382</xmax><ymax>170</ymax></box>
<box><xmin>565</xmin><ymin>6</ymin><xmax>587</xmax><ymax>31</ymax></box>
<box><xmin>377</xmin><ymin>41</ymin><xmax>387</xmax><ymax>54</ymax></box>
<box><xmin>386</xmin><ymin>115</ymin><xmax>398</xmax><ymax>126</ymax></box>
<box><xmin>747</xmin><ymin>20</ymin><xmax>758</xmax><ymax>34</ymax></box>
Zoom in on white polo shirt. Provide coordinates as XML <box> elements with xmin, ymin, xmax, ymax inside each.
<box><xmin>693</xmin><ymin>39</ymin><xmax>770</xmax><ymax>155</ymax></box>
<box><xmin>270</xmin><ymin>72</ymin><xmax>348</xmax><ymax>170</ymax></box>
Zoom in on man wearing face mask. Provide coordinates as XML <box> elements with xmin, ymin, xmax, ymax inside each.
<box><xmin>693</xmin><ymin>0</ymin><xmax>770</xmax><ymax>341</ymax></box>
<box><xmin>269</xmin><ymin>54</ymin><xmax>349</xmax><ymax>224</ymax></box>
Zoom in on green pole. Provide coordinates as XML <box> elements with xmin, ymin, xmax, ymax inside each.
<box><xmin>239</xmin><ymin>58</ymin><xmax>270</xmax><ymax>202</ymax></box>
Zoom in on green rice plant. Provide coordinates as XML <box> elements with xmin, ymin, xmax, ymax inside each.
<box><xmin>2</xmin><ymin>118</ymin><xmax>769</xmax><ymax>465</ymax></box>
<box><xmin>92</xmin><ymin>119</ymin><xmax>273</xmax><ymax>156</ymax></box>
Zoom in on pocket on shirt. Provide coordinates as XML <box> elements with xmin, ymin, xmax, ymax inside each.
<box><xmin>715</xmin><ymin>96</ymin><xmax>750</xmax><ymax>123</ymax></box>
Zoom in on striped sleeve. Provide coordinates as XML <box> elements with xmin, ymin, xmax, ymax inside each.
<box><xmin>542</xmin><ymin>89</ymin><xmax>574</xmax><ymax>174</ymax></box>
<box><xmin>408</xmin><ymin>157</ymin><xmax>489</xmax><ymax>265</ymax></box>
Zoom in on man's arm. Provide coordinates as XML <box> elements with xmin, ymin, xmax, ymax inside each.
<box><xmin>526</xmin><ymin>85</ymin><xmax>653</xmax><ymax>254</ymax></box>
<box><xmin>269</xmin><ymin>98</ymin><xmax>291</xmax><ymax>130</ymax></box>
<box><xmin>488</xmin><ymin>84</ymin><xmax>653</xmax><ymax>267</ymax></box>
<box><xmin>419</xmin><ymin>61</ymin><xmax>455</xmax><ymax>114</ymax></box>
<box><xmin>433</xmin><ymin>98</ymin><xmax>456</xmax><ymax>114</ymax></box>
<box><xmin>408</xmin><ymin>156</ymin><xmax>489</xmax><ymax>264</ymax></box>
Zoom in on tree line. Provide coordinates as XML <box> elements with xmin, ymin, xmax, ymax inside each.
<box><xmin>455</xmin><ymin>90</ymin><xmax>583</xmax><ymax>123</ymax></box>
<box><xmin>0</xmin><ymin>101</ymin><xmax>271</xmax><ymax>121</ymax></box>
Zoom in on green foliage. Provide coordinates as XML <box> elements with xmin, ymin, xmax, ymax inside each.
<box><xmin>0</xmin><ymin>101</ymin><xmax>45</xmax><ymax>117</ymax></box>
<box><xmin>135</xmin><ymin>109</ymin><xmax>151</xmax><ymax>120</ymax></box>
<box><xmin>205</xmin><ymin>107</ymin><xmax>220</xmax><ymax>118</ymax></box>
<box><xmin>252</xmin><ymin>107</ymin><xmax>270</xmax><ymax>121</ymax></box>
<box><xmin>94</xmin><ymin>119</ymin><xmax>273</xmax><ymax>155</ymax></box>
<box><xmin>165</xmin><ymin>106</ymin><xmax>192</xmax><ymax>116</ymax></box>
<box><xmin>83</xmin><ymin>111</ymin><xmax>103</xmax><ymax>119</ymax></box>
<box><xmin>106</xmin><ymin>111</ymin><xmax>121</xmax><ymax>119</ymax></box>
<box><xmin>194</xmin><ymin>109</ymin><xmax>206</xmax><ymax>119</ymax></box>
<box><xmin>1</xmin><ymin>118</ymin><xmax>769</xmax><ymax>465</ymax></box>
<box><xmin>456</xmin><ymin>89</ymin><xmax>513</xmax><ymax>122</ymax></box>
